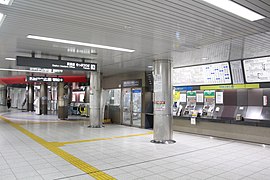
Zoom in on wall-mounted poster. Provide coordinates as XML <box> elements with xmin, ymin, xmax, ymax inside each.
<box><xmin>79</xmin><ymin>93</ymin><xmax>85</xmax><ymax>102</ymax></box>
<box><xmin>216</xmin><ymin>91</ymin><xmax>224</xmax><ymax>104</ymax></box>
<box><xmin>196</xmin><ymin>93</ymin><xmax>204</xmax><ymax>103</ymax></box>
<box><xmin>180</xmin><ymin>93</ymin><xmax>187</xmax><ymax>103</ymax></box>
<box><xmin>173</xmin><ymin>62</ymin><xmax>231</xmax><ymax>86</ymax></box>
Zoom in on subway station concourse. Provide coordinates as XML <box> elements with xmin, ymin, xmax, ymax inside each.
<box><xmin>1</xmin><ymin>0</ymin><xmax>270</xmax><ymax>180</ymax></box>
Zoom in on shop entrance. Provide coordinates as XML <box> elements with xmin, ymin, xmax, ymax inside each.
<box><xmin>122</xmin><ymin>87</ymin><xmax>142</xmax><ymax>127</ymax></box>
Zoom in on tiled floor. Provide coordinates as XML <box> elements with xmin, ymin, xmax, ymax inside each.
<box><xmin>1</xmin><ymin>109</ymin><xmax>270</xmax><ymax>179</ymax></box>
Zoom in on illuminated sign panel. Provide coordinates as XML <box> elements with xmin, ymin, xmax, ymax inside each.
<box><xmin>26</xmin><ymin>76</ymin><xmax>63</xmax><ymax>82</ymax></box>
<box><xmin>17</xmin><ymin>56</ymin><xmax>97</xmax><ymax>71</ymax></box>
<box><xmin>173</xmin><ymin>62</ymin><xmax>231</xmax><ymax>86</ymax></box>
<box><xmin>122</xmin><ymin>80</ymin><xmax>142</xmax><ymax>87</ymax></box>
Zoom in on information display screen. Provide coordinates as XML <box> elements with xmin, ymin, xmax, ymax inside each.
<box><xmin>173</xmin><ymin>62</ymin><xmax>231</xmax><ymax>86</ymax></box>
<box><xmin>243</xmin><ymin>57</ymin><xmax>270</xmax><ymax>83</ymax></box>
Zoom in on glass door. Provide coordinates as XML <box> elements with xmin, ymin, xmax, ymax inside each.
<box><xmin>132</xmin><ymin>88</ymin><xmax>142</xmax><ymax>127</ymax></box>
<box><xmin>122</xmin><ymin>88</ymin><xmax>132</xmax><ymax>125</ymax></box>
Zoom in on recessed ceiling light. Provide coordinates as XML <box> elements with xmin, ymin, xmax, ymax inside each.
<box><xmin>5</xmin><ymin>57</ymin><xmax>16</xmax><ymax>61</ymax></box>
<box><xmin>0</xmin><ymin>0</ymin><xmax>13</xmax><ymax>5</ymax></box>
<box><xmin>202</xmin><ymin>0</ymin><xmax>265</xmax><ymax>21</ymax></box>
<box><xmin>27</xmin><ymin>35</ymin><xmax>135</xmax><ymax>53</ymax></box>
<box><xmin>0</xmin><ymin>13</ymin><xmax>6</xmax><ymax>26</ymax></box>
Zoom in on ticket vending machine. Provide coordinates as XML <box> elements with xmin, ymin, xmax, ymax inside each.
<box><xmin>173</xmin><ymin>88</ymin><xmax>182</xmax><ymax>116</ymax></box>
<box><xmin>173</xmin><ymin>90</ymin><xmax>187</xmax><ymax>117</ymax></box>
<box><xmin>202</xmin><ymin>90</ymin><xmax>215</xmax><ymax>118</ymax></box>
<box><xmin>183</xmin><ymin>91</ymin><xmax>196</xmax><ymax>117</ymax></box>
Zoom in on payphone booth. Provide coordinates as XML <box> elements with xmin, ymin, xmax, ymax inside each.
<box><xmin>121</xmin><ymin>80</ymin><xmax>142</xmax><ymax>127</ymax></box>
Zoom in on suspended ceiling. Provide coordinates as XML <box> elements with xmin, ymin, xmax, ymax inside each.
<box><xmin>0</xmin><ymin>0</ymin><xmax>269</xmax><ymax>77</ymax></box>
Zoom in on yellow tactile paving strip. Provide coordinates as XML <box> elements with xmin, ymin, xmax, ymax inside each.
<box><xmin>0</xmin><ymin>116</ymin><xmax>116</xmax><ymax>180</ymax></box>
<box><xmin>12</xmin><ymin>120</ymin><xmax>88</xmax><ymax>125</ymax></box>
<box><xmin>52</xmin><ymin>131</ymin><xmax>153</xmax><ymax>147</ymax></box>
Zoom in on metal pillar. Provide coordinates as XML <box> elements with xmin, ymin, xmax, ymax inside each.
<box><xmin>68</xmin><ymin>84</ymin><xmax>72</xmax><ymax>104</ymax></box>
<box><xmin>84</xmin><ymin>86</ymin><xmax>90</xmax><ymax>103</ymax></box>
<box><xmin>40</xmin><ymin>83</ymin><xmax>48</xmax><ymax>115</ymax></box>
<box><xmin>88</xmin><ymin>71</ymin><xmax>102</xmax><ymax>128</ymax></box>
<box><xmin>58</xmin><ymin>82</ymin><xmax>68</xmax><ymax>119</ymax></box>
<box><xmin>28</xmin><ymin>84</ymin><xmax>34</xmax><ymax>111</ymax></box>
<box><xmin>25</xmin><ymin>87</ymin><xmax>30</xmax><ymax>111</ymax></box>
<box><xmin>151</xmin><ymin>60</ymin><xmax>176</xmax><ymax>144</ymax></box>
<box><xmin>3</xmin><ymin>86</ymin><xmax>7</xmax><ymax>106</ymax></box>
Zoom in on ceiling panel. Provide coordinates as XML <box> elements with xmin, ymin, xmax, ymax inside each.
<box><xmin>0</xmin><ymin>0</ymin><xmax>269</xmax><ymax>77</ymax></box>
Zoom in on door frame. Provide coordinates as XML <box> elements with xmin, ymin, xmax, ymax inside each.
<box><xmin>121</xmin><ymin>86</ymin><xmax>142</xmax><ymax>127</ymax></box>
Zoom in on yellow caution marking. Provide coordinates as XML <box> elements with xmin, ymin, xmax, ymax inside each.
<box><xmin>112</xmin><ymin>131</ymin><xmax>153</xmax><ymax>139</ymax></box>
<box><xmin>0</xmin><ymin>116</ymin><xmax>115</xmax><ymax>180</ymax></box>
<box><xmin>14</xmin><ymin>120</ymin><xmax>88</xmax><ymax>125</ymax></box>
<box><xmin>53</xmin><ymin>131</ymin><xmax>153</xmax><ymax>147</ymax></box>
<box><xmin>51</xmin><ymin>138</ymin><xmax>113</xmax><ymax>147</ymax></box>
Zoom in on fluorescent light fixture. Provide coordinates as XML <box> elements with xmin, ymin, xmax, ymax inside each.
<box><xmin>0</xmin><ymin>68</ymin><xmax>55</xmax><ymax>73</ymax></box>
<box><xmin>0</xmin><ymin>12</ymin><xmax>6</xmax><ymax>26</ymax></box>
<box><xmin>5</xmin><ymin>57</ymin><xmax>16</xmax><ymax>61</ymax></box>
<box><xmin>147</xmin><ymin>65</ymin><xmax>153</xmax><ymax>68</ymax></box>
<box><xmin>27</xmin><ymin>35</ymin><xmax>135</xmax><ymax>53</ymax></box>
<box><xmin>202</xmin><ymin>0</ymin><xmax>265</xmax><ymax>21</ymax></box>
<box><xmin>0</xmin><ymin>0</ymin><xmax>13</xmax><ymax>5</ymax></box>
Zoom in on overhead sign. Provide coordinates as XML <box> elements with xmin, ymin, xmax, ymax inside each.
<box><xmin>26</xmin><ymin>76</ymin><xmax>63</xmax><ymax>82</ymax></box>
<box><xmin>200</xmin><ymin>84</ymin><xmax>259</xmax><ymax>90</ymax></box>
<box><xmin>174</xmin><ymin>86</ymin><xmax>193</xmax><ymax>91</ymax></box>
<box><xmin>17</xmin><ymin>56</ymin><xmax>97</xmax><ymax>71</ymax></box>
<box><xmin>29</xmin><ymin>67</ymin><xmax>63</xmax><ymax>73</ymax></box>
<box><xmin>122</xmin><ymin>80</ymin><xmax>142</xmax><ymax>87</ymax></box>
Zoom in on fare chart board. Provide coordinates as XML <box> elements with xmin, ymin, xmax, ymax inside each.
<box><xmin>173</xmin><ymin>62</ymin><xmax>231</xmax><ymax>86</ymax></box>
<box><xmin>243</xmin><ymin>57</ymin><xmax>270</xmax><ymax>83</ymax></box>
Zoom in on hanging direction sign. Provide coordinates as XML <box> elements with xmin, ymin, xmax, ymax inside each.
<box><xmin>17</xmin><ymin>56</ymin><xmax>97</xmax><ymax>71</ymax></box>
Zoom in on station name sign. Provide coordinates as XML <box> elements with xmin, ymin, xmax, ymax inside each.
<box><xmin>17</xmin><ymin>56</ymin><xmax>97</xmax><ymax>71</ymax></box>
<box><xmin>26</xmin><ymin>76</ymin><xmax>64</xmax><ymax>82</ymax></box>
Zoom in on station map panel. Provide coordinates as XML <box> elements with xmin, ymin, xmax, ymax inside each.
<box><xmin>243</xmin><ymin>57</ymin><xmax>270</xmax><ymax>83</ymax></box>
<box><xmin>173</xmin><ymin>62</ymin><xmax>231</xmax><ymax>86</ymax></box>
